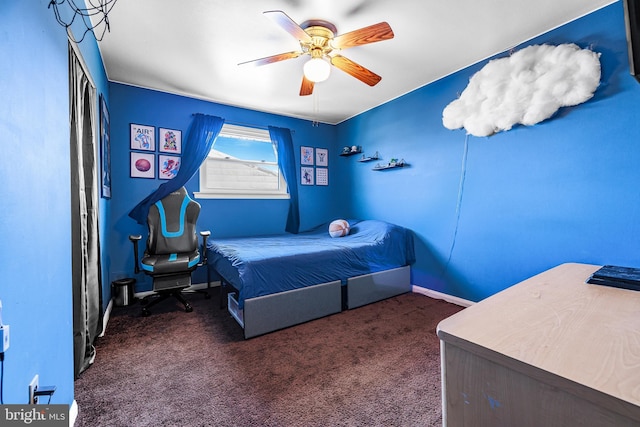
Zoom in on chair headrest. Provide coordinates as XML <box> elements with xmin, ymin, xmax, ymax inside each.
<box><xmin>167</xmin><ymin>187</ymin><xmax>187</xmax><ymax>198</ymax></box>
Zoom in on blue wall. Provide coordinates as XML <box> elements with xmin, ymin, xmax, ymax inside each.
<box><xmin>0</xmin><ymin>0</ymin><xmax>110</xmax><ymax>407</ymax></box>
<box><xmin>338</xmin><ymin>1</ymin><xmax>640</xmax><ymax>302</ymax></box>
<box><xmin>108</xmin><ymin>84</ymin><xmax>341</xmax><ymax>291</ymax></box>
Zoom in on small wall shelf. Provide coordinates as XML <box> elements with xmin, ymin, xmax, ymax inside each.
<box><xmin>339</xmin><ymin>146</ymin><xmax>362</xmax><ymax>156</ymax></box>
<box><xmin>357</xmin><ymin>151</ymin><xmax>379</xmax><ymax>162</ymax></box>
<box><xmin>373</xmin><ymin>159</ymin><xmax>407</xmax><ymax>171</ymax></box>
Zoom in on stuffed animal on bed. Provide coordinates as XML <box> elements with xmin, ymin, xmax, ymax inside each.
<box><xmin>329</xmin><ymin>219</ymin><xmax>350</xmax><ymax>238</ymax></box>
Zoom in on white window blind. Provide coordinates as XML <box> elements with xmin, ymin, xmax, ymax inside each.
<box><xmin>195</xmin><ymin>124</ymin><xmax>289</xmax><ymax>199</ymax></box>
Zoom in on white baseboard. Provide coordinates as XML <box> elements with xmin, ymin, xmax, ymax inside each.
<box><xmin>99</xmin><ymin>299</ymin><xmax>113</xmax><ymax>337</ymax></box>
<box><xmin>70</xmin><ymin>400</ymin><xmax>78</xmax><ymax>426</ymax></box>
<box><xmin>412</xmin><ymin>285</ymin><xmax>475</xmax><ymax>307</ymax></box>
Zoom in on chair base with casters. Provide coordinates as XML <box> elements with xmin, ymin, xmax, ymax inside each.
<box><xmin>142</xmin><ymin>279</ymin><xmax>193</xmax><ymax>317</ymax></box>
<box><xmin>186</xmin><ymin>285</ymin><xmax>212</xmax><ymax>301</ymax></box>
<box><xmin>128</xmin><ymin>187</ymin><xmax>211</xmax><ymax>317</ymax></box>
<box><xmin>130</xmin><ymin>231</ymin><xmax>210</xmax><ymax>316</ymax></box>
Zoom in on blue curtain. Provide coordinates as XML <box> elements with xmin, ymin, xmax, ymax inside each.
<box><xmin>269</xmin><ymin>126</ymin><xmax>300</xmax><ymax>234</ymax></box>
<box><xmin>129</xmin><ymin>114</ymin><xmax>225</xmax><ymax>224</ymax></box>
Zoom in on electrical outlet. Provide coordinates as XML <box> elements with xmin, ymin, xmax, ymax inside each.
<box><xmin>28</xmin><ymin>374</ymin><xmax>39</xmax><ymax>404</ymax></box>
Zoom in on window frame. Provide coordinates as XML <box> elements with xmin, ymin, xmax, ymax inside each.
<box><xmin>194</xmin><ymin>124</ymin><xmax>290</xmax><ymax>200</ymax></box>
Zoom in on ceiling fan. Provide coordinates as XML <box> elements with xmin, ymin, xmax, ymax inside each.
<box><xmin>239</xmin><ymin>10</ymin><xmax>394</xmax><ymax>96</ymax></box>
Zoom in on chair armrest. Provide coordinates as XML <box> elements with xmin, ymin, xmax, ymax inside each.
<box><xmin>129</xmin><ymin>235</ymin><xmax>142</xmax><ymax>274</ymax></box>
<box><xmin>199</xmin><ymin>230</ymin><xmax>210</xmax><ymax>266</ymax></box>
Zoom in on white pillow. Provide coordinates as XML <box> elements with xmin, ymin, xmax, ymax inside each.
<box><xmin>329</xmin><ymin>219</ymin><xmax>350</xmax><ymax>238</ymax></box>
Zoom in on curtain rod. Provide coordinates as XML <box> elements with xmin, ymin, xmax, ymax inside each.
<box><xmin>190</xmin><ymin>115</ymin><xmax>295</xmax><ymax>133</ymax></box>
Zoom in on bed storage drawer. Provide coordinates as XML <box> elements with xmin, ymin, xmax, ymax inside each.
<box><xmin>241</xmin><ymin>280</ymin><xmax>342</xmax><ymax>339</ymax></box>
<box><xmin>347</xmin><ymin>265</ymin><xmax>411</xmax><ymax>309</ymax></box>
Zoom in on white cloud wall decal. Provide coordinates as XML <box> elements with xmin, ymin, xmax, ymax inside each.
<box><xmin>442</xmin><ymin>43</ymin><xmax>601</xmax><ymax>137</ymax></box>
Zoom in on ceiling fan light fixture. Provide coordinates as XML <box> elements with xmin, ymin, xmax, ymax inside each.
<box><xmin>247</xmin><ymin>11</ymin><xmax>394</xmax><ymax>95</ymax></box>
<box><xmin>304</xmin><ymin>57</ymin><xmax>331</xmax><ymax>83</ymax></box>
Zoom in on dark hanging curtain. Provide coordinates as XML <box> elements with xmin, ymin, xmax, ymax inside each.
<box><xmin>129</xmin><ymin>114</ymin><xmax>225</xmax><ymax>224</ymax></box>
<box><xmin>70</xmin><ymin>45</ymin><xmax>103</xmax><ymax>378</ymax></box>
<box><xmin>268</xmin><ymin>126</ymin><xmax>300</xmax><ymax>234</ymax></box>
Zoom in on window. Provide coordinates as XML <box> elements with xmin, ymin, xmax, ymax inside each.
<box><xmin>195</xmin><ymin>124</ymin><xmax>289</xmax><ymax>199</ymax></box>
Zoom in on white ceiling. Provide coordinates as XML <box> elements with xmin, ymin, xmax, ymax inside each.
<box><xmin>95</xmin><ymin>0</ymin><xmax>616</xmax><ymax>125</ymax></box>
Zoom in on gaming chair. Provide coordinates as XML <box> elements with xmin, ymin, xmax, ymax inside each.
<box><xmin>129</xmin><ymin>187</ymin><xmax>210</xmax><ymax>316</ymax></box>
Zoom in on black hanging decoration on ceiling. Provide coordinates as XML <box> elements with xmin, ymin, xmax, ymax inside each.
<box><xmin>48</xmin><ymin>0</ymin><xmax>118</xmax><ymax>43</ymax></box>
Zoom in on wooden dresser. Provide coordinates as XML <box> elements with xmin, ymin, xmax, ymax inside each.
<box><xmin>437</xmin><ymin>263</ymin><xmax>640</xmax><ymax>426</ymax></box>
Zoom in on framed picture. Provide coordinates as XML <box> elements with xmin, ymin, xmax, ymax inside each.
<box><xmin>315</xmin><ymin>148</ymin><xmax>328</xmax><ymax>167</ymax></box>
<box><xmin>316</xmin><ymin>167</ymin><xmax>328</xmax><ymax>186</ymax></box>
<box><xmin>99</xmin><ymin>94</ymin><xmax>111</xmax><ymax>199</ymax></box>
<box><xmin>159</xmin><ymin>155</ymin><xmax>181</xmax><ymax>180</ymax></box>
<box><xmin>301</xmin><ymin>166</ymin><xmax>314</xmax><ymax>185</ymax></box>
<box><xmin>159</xmin><ymin>128</ymin><xmax>182</xmax><ymax>154</ymax></box>
<box><xmin>130</xmin><ymin>152</ymin><xmax>155</xmax><ymax>178</ymax></box>
<box><xmin>130</xmin><ymin>123</ymin><xmax>155</xmax><ymax>151</ymax></box>
<box><xmin>301</xmin><ymin>146</ymin><xmax>314</xmax><ymax>166</ymax></box>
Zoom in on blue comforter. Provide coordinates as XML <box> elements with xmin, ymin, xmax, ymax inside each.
<box><xmin>206</xmin><ymin>219</ymin><xmax>415</xmax><ymax>308</ymax></box>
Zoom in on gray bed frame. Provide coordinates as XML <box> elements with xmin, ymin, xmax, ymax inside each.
<box><xmin>225</xmin><ymin>265</ymin><xmax>411</xmax><ymax>339</ymax></box>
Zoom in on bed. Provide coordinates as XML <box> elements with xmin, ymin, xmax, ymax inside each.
<box><xmin>206</xmin><ymin>219</ymin><xmax>416</xmax><ymax>338</ymax></box>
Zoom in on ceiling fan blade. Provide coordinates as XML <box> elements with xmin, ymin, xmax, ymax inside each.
<box><xmin>264</xmin><ymin>10</ymin><xmax>313</xmax><ymax>43</ymax></box>
<box><xmin>238</xmin><ymin>51</ymin><xmax>303</xmax><ymax>66</ymax></box>
<box><xmin>330</xmin><ymin>55</ymin><xmax>382</xmax><ymax>86</ymax></box>
<box><xmin>300</xmin><ymin>76</ymin><xmax>314</xmax><ymax>96</ymax></box>
<box><xmin>331</xmin><ymin>22</ymin><xmax>394</xmax><ymax>49</ymax></box>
